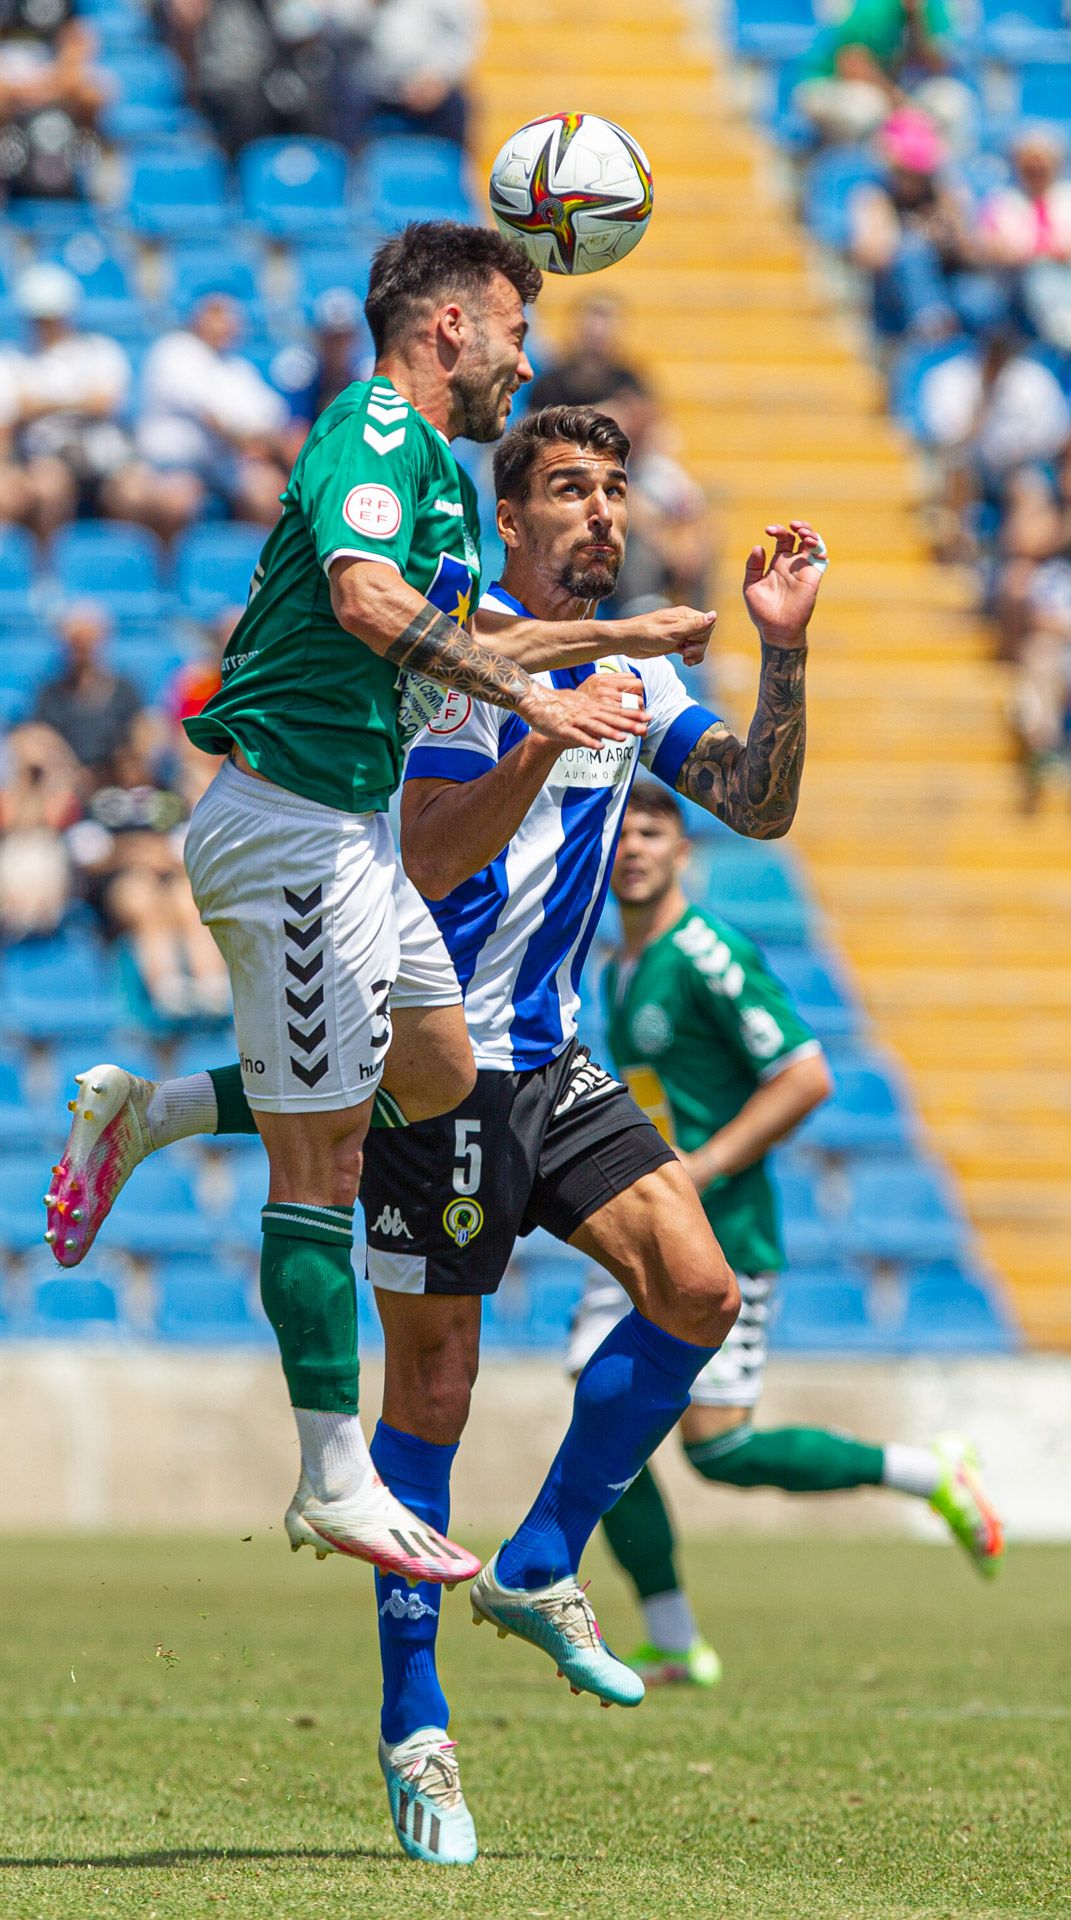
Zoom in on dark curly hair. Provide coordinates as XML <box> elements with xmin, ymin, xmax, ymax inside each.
<box><xmin>364</xmin><ymin>221</ymin><xmax>543</xmax><ymax>355</ymax></box>
<box><xmin>492</xmin><ymin>404</ymin><xmax>631</xmax><ymax>503</ymax></box>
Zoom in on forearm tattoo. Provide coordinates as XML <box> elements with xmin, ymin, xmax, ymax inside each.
<box><xmin>385</xmin><ymin>603</ymin><xmax>533</xmax><ymax>712</ymax></box>
<box><xmin>677</xmin><ymin>642</ymin><xmax>807</xmax><ymax>839</ymax></box>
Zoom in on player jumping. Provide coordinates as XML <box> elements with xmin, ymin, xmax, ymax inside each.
<box><xmin>570</xmin><ymin>781</ymin><xmax>1005</xmax><ymax>1691</ymax></box>
<box><xmin>45</xmin><ymin>404</ymin><xmax>822</xmax><ymax>1861</ymax></box>
<box><xmin>46</xmin><ymin>232</ymin><xmax>720</xmax><ymax>1589</ymax></box>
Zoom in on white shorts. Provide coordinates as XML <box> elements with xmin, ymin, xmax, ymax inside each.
<box><xmin>565</xmin><ymin>1269</ymin><xmax>774</xmax><ymax>1409</ymax></box>
<box><xmin>184</xmin><ymin>758</ymin><xmax>458</xmax><ymax>1113</ymax></box>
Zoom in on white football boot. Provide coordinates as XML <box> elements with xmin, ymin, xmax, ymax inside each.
<box><xmin>379</xmin><ymin>1726</ymin><xmax>478</xmax><ymax>1865</ymax></box>
<box><xmin>285</xmin><ymin>1470</ymin><xmax>481</xmax><ymax>1586</ymax></box>
<box><xmin>471</xmin><ymin>1548</ymin><xmax>645</xmax><ymax>1707</ymax></box>
<box><xmin>44</xmin><ymin>1063</ymin><xmax>156</xmax><ymax>1266</ymax></box>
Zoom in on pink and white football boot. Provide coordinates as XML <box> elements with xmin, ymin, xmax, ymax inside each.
<box><xmin>44</xmin><ymin>1063</ymin><xmax>156</xmax><ymax>1267</ymax></box>
<box><xmin>285</xmin><ymin>1470</ymin><xmax>481</xmax><ymax>1586</ymax></box>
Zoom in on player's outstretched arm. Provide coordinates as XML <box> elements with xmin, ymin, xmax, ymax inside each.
<box><xmin>330</xmin><ymin>557</ymin><xmax>645</xmax><ymax>750</ymax></box>
<box><xmin>675</xmin><ymin>522</ymin><xmax>825</xmax><ymax>839</ymax></box>
<box><xmin>476</xmin><ymin>601</ymin><xmax>718</xmax><ymax>670</ymax></box>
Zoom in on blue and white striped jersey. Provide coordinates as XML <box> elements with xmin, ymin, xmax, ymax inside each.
<box><xmin>403</xmin><ymin>583</ymin><xmax>722</xmax><ymax>1071</ymax></box>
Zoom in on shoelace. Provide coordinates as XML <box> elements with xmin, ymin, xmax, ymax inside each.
<box><xmin>403</xmin><ymin>1740</ymin><xmax>463</xmax><ymax>1810</ymax></box>
<box><xmin>536</xmin><ymin>1584</ymin><xmax>603</xmax><ymax>1652</ymax></box>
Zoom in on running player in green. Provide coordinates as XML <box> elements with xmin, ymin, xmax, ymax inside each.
<box><xmin>46</xmin><ymin>224</ymin><xmax>718</xmax><ymax>1585</ymax></box>
<box><xmin>567</xmin><ymin>781</ymin><xmax>1006</xmax><ymax>1684</ymax></box>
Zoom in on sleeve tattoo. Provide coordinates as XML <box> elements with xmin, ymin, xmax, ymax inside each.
<box><xmin>677</xmin><ymin>642</ymin><xmax>806</xmax><ymax>839</ymax></box>
<box><xmin>384</xmin><ymin>602</ymin><xmax>532</xmax><ymax>712</ymax></box>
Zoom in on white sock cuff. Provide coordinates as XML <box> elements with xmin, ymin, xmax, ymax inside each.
<box><xmin>146</xmin><ymin>1072</ymin><xmax>218</xmax><ymax>1149</ymax></box>
<box><xmin>643</xmin><ymin>1587</ymin><xmax>699</xmax><ymax>1656</ymax></box>
<box><xmin>881</xmin><ymin>1442</ymin><xmax>941</xmax><ymax>1500</ymax></box>
<box><xmin>294</xmin><ymin>1408</ymin><xmax>374</xmax><ymax>1501</ymax></box>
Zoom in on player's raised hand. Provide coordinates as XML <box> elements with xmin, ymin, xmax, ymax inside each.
<box><xmin>616</xmin><ymin>605</ymin><xmax>718</xmax><ymax>666</ymax></box>
<box><xmin>518</xmin><ymin>672</ymin><xmax>649</xmax><ymax>749</ymax></box>
<box><xmin>743</xmin><ymin>522</ymin><xmax>827</xmax><ymax>647</ymax></box>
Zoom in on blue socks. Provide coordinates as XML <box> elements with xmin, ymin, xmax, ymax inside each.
<box><xmin>497</xmin><ymin>1309</ymin><xmax>718</xmax><ymax>1591</ymax></box>
<box><xmin>372</xmin><ymin>1421</ymin><xmax>456</xmax><ymax>1745</ymax></box>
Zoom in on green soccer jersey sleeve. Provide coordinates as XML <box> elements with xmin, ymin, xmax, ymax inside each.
<box><xmin>295</xmin><ymin>383</ymin><xmax>430</xmax><ymax>580</ymax></box>
<box><xmin>673</xmin><ymin>911</ymin><xmax>819</xmax><ymax>1079</ymax></box>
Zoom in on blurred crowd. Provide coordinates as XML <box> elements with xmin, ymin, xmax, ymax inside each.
<box><xmin>782</xmin><ymin>0</ymin><xmax>1071</xmax><ymax>807</ymax></box>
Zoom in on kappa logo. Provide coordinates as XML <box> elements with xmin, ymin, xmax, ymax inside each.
<box><xmin>380</xmin><ymin>1590</ymin><xmax>436</xmax><ymax>1621</ymax></box>
<box><xmin>373</xmin><ymin>1204</ymin><xmax>413</xmax><ymax>1240</ymax></box>
<box><xmin>343</xmin><ymin>483</ymin><xmax>402</xmax><ymax>538</ymax></box>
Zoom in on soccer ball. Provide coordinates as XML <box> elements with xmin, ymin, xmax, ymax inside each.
<box><xmin>488</xmin><ymin>112</ymin><xmax>653</xmax><ymax>276</ymax></box>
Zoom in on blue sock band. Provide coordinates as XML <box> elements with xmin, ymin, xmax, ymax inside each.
<box><xmin>371</xmin><ymin>1420</ymin><xmax>457</xmax><ymax>1745</ymax></box>
<box><xmin>497</xmin><ymin>1309</ymin><xmax>717</xmax><ymax>1592</ymax></box>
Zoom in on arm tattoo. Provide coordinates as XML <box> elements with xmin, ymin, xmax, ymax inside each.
<box><xmin>384</xmin><ymin>602</ymin><xmax>533</xmax><ymax>712</ymax></box>
<box><xmin>677</xmin><ymin>642</ymin><xmax>806</xmax><ymax>839</ymax></box>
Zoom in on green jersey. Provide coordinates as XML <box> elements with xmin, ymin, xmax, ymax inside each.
<box><xmin>604</xmin><ymin>903</ymin><xmax>818</xmax><ymax>1276</ymax></box>
<box><xmin>185</xmin><ymin>377</ymin><xmax>482</xmax><ymax>814</ymax></box>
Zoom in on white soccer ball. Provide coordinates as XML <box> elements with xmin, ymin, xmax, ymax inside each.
<box><xmin>488</xmin><ymin>112</ymin><xmax>653</xmax><ymax>276</ymax></box>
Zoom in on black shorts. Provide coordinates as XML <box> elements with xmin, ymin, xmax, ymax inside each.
<box><xmin>361</xmin><ymin>1038</ymin><xmax>675</xmax><ymax>1296</ymax></box>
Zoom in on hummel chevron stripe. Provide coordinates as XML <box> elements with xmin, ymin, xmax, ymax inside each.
<box><xmin>363</xmin><ymin>425</ymin><xmax>406</xmax><ymax>455</ymax></box>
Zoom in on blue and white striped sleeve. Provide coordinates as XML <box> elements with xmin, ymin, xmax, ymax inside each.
<box><xmin>638</xmin><ymin>656</ymin><xmax>722</xmax><ymax>789</ymax></box>
<box><xmin>404</xmin><ymin>690</ymin><xmax>502</xmax><ymax>784</ymax></box>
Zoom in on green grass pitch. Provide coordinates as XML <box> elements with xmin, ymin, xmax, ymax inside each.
<box><xmin>0</xmin><ymin>1535</ymin><xmax>1067</xmax><ymax>1920</ymax></box>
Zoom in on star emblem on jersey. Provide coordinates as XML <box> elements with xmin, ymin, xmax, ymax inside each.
<box><xmin>489</xmin><ymin>123</ymin><xmax>651</xmax><ymax>275</ymax></box>
<box><xmin>443</xmin><ymin>1198</ymin><xmax>483</xmax><ymax>1248</ymax></box>
<box><xmin>281</xmin><ymin>883</ymin><xmax>330</xmax><ymax>1087</ymax></box>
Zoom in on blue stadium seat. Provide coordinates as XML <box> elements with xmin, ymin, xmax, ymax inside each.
<box><xmin>0</xmin><ymin>933</ymin><xmax>123</xmax><ymax>1041</ymax></box>
<box><xmin>730</xmin><ymin>0</ymin><xmax>819</xmax><ymax>59</ymax></box>
<box><xmin>33</xmin><ymin>1271</ymin><xmax>123</xmax><ymax>1335</ymax></box>
<box><xmin>239</xmin><ymin>138</ymin><xmax>350</xmax><ymax>237</ymax></box>
<box><xmin>74</xmin><ymin>0</ymin><xmax>152</xmax><ymax>33</ymax></box>
<box><xmin>801</xmin><ymin>146</ymin><xmax>884</xmax><ymax>252</ymax></box>
<box><xmin>775</xmin><ymin>1167</ymin><xmax>841</xmax><ymax>1265</ymax></box>
<box><xmin>0</xmin><ymin>525</ymin><xmax>36</xmax><ymax>614</ymax></box>
<box><xmin>899</xmin><ymin>1262</ymin><xmax>1018</xmax><ymax>1354</ymax></box>
<box><xmin>844</xmin><ymin>1161</ymin><xmax>966</xmax><ymax>1263</ymax></box>
<box><xmin>4</xmin><ymin>200</ymin><xmax>96</xmax><ymax>238</ymax></box>
<box><xmin>102</xmin><ymin>45</ymin><xmax>184</xmax><ymax>108</ymax></box>
<box><xmin>168</xmin><ymin>249</ymin><xmax>264</xmax><ymax>320</ymax></box>
<box><xmin>51</xmin><ymin>521</ymin><xmax>168</xmax><ymax>619</ymax></box>
<box><xmin>355</xmin><ymin>137</ymin><xmax>472</xmax><ymax>228</ymax></box>
<box><xmin>1019</xmin><ymin>57</ymin><xmax>1071</xmax><ymax>123</ymax></box>
<box><xmin>0</xmin><ymin>1150</ymin><xmax>52</xmax><ymax>1248</ymax></box>
<box><xmin>154</xmin><ymin>1255</ymin><xmax>269</xmax><ymax>1344</ymax></box>
<box><xmin>761</xmin><ymin>946</ymin><xmax>858</xmax><ymax>1042</ymax></box>
<box><xmin>772</xmin><ymin>1274</ymin><xmax>886</xmax><ymax>1352</ymax></box>
<box><xmin>125</xmin><ymin>146</ymin><xmax>231</xmax><ymax>238</ymax></box>
<box><xmin>0</xmin><ymin>1056</ymin><xmax>45</xmax><ymax>1149</ymax></box>
<box><xmin>525</xmin><ymin>1269</ymin><xmax>587</xmax><ymax>1349</ymax></box>
<box><xmin>887</xmin><ymin>337</ymin><xmax>975</xmax><ymax>444</ymax></box>
<box><xmin>175</xmin><ymin>525</ymin><xmax>263</xmax><ymax>620</ymax></box>
<box><xmin>688</xmin><ymin>842</ymin><xmax>813</xmax><ymax>944</ymax></box>
<box><xmin>982</xmin><ymin>1</ymin><xmax>1071</xmax><ymax>57</ymax></box>
<box><xmin>108</xmin><ymin>637</ymin><xmax>191</xmax><ymax>706</ymax></box>
<box><xmin>45</xmin><ymin>233</ymin><xmax>143</xmax><ymax>338</ymax></box>
<box><xmin>801</xmin><ymin>1063</ymin><xmax>913</xmax><ymax>1156</ymax></box>
<box><xmin>105</xmin><ymin>1154</ymin><xmax>214</xmax><ymax>1256</ymax></box>
<box><xmin>295</xmin><ymin>246</ymin><xmax>374</xmax><ymax>318</ymax></box>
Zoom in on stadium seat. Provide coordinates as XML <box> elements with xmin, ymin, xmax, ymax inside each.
<box><xmin>772</xmin><ymin>1274</ymin><xmax>886</xmax><ymax>1352</ymax></box>
<box><xmin>174</xmin><ymin>525</ymin><xmax>263</xmax><ymax>620</ymax></box>
<box><xmin>688</xmin><ymin>842</ymin><xmax>813</xmax><ymax>944</ymax></box>
<box><xmin>355</xmin><ymin>137</ymin><xmax>472</xmax><ymax>229</ymax></box>
<box><xmin>887</xmin><ymin>337</ymin><xmax>975</xmax><ymax>444</ymax></box>
<box><xmin>102</xmin><ymin>44</ymin><xmax>185</xmax><ymax>108</ymax></box>
<box><xmin>0</xmin><ymin>525</ymin><xmax>37</xmax><ymax>615</ymax></box>
<box><xmin>899</xmin><ymin>1262</ymin><xmax>1018</xmax><ymax>1354</ymax></box>
<box><xmin>730</xmin><ymin>0</ymin><xmax>820</xmax><ymax>59</ymax></box>
<box><xmin>3</xmin><ymin>199</ymin><xmax>96</xmax><ymax>238</ymax></box>
<box><xmin>0</xmin><ymin>1056</ymin><xmax>47</xmax><ymax>1149</ymax></box>
<box><xmin>801</xmin><ymin>1063</ymin><xmax>913</xmax><ymax>1156</ymax></box>
<box><xmin>44</xmin><ymin>232</ymin><xmax>142</xmax><ymax>336</ymax></box>
<box><xmin>0</xmin><ymin>1150</ymin><xmax>53</xmax><ymax>1249</ymax></box>
<box><xmin>761</xmin><ymin>947</ymin><xmax>858</xmax><ymax>1042</ymax></box>
<box><xmin>801</xmin><ymin>146</ymin><xmax>883</xmax><ymax>252</ymax></box>
<box><xmin>168</xmin><ymin>249</ymin><xmax>264</xmax><ymax>320</ymax></box>
<box><xmin>295</xmin><ymin>246</ymin><xmax>374</xmax><ymax>319</ymax></box>
<box><xmin>239</xmin><ymin>138</ymin><xmax>350</xmax><ymax>238</ymax></box>
<box><xmin>775</xmin><ymin>1168</ymin><xmax>842</xmax><ymax>1265</ymax></box>
<box><xmin>1018</xmin><ymin>57</ymin><xmax>1071</xmax><ymax>123</ymax></box>
<box><xmin>154</xmin><ymin>1255</ymin><xmax>269</xmax><ymax>1344</ymax></box>
<box><xmin>844</xmin><ymin>1162</ymin><xmax>967</xmax><ymax>1263</ymax></box>
<box><xmin>103</xmin><ymin>1154</ymin><xmax>214</xmax><ymax>1256</ymax></box>
<box><xmin>32</xmin><ymin>1271</ymin><xmax>123</xmax><ymax>1335</ymax></box>
<box><xmin>0</xmin><ymin>933</ymin><xmax>124</xmax><ymax>1041</ymax></box>
<box><xmin>108</xmin><ymin>637</ymin><xmax>191</xmax><ymax>706</ymax></box>
<box><xmin>525</xmin><ymin>1270</ymin><xmax>588</xmax><ymax>1349</ymax></box>
<box><xmin>125</xmin><ymin>145</ymin><xmax>231</xmax><ymax>238</ymax></box>
<box><xmin>51</xmin><ymin>521</ymin><xmax>169</xmax><ymax>619</ymax></box>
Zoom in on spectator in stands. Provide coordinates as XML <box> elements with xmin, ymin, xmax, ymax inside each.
<box><xmin>65</xmin><ymin>737</ymin><xmax>230</xmax><ymax>1020</ymax></box>
<box><xmin>30</xmin><ymin>601</ymin><xmax>145</xmax><ymax>779</ymax></box>
<box><xmin>794</xmin><ymin>0</ymin><xmax>973</xmax><ymax>151</ymax></box>
<box><xmin>849</xmin><ymin>108</ymin><xmax>990</xmax><ymax>341</ymax></box>
<box><xmin>920</xmin><ymin>328</ymin><xmax>1071</xmax><ymax>560</ymax></box>
<box><xmin>592</xmin><ymin>375</ymin><xmax>710</xmax><ymax>615</ymax></box>
<box><xmin>978</xmin><ymin>125</ymin><xmax>1071</xmax><ymax>352</ymax></box>
<box><xmin>0</xmin><ymin>264</ymin><xmax>198</xmax><ymax>541</ymax></box>
<box><xmin>0</xmin><ymin>8</ymin><xmax>104</xmax><ymax>199</ymax></box>
<box><xmin>274</xmin><ymin>286</ymin><xmax>367</xmax><ymax>440</ymax></box>
<box><xmin>0</xmin><ymin>721</ymin><xmax>79</xmax><ymax>940</ymax></box>
<box><xmin>160</xmin><ymin>0</ymin><xmax>339</xmax><ymax>155</ymax></box>
<box><xmin>527</xmin><ymin>292</ymin><xmax>644</xmax><ymax>413</ymax></box>
<box><xmin>1004</xmin><ymin>559</ymin><xmax>1071</xmax><ymax>808</ymax></box>
<box><xmin>342</xmin><ymin>0</ymin><xmax>482</xmax><ymax>149</ymax></box>
<box><xmin>136</xmin><ymin>291</ymin><xmax>290</xmax><ymax>526</ymax></box>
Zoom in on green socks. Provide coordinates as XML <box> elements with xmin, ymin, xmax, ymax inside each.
<box><xmin>684</xmin><ymin>1425</ymin><xmax>884</xmax><ymax>1493</ymax></box>
<box><xmin>259</xmin><ymin>1202</ymin><xmax>359</xmax><ymax>1413</ymax></box>
<box><xmin>206</xmin><ymin>1062</ymin><xmax>407</xmax><ymax>1134</ymax></box>
<box><xmin>600</xmin><ymin>1464</ymin><xmax>680</xmax><ymax>1600</ymax></box>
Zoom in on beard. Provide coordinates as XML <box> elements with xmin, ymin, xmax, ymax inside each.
<box><xmin>453</xmin><ymin>333</ymin><xmax>514</xmax><ymax>444</ymax></box>
<box><xmin>559</xmin><ymin>550</ymin><xmax>622</xmax><ymax>601</ymax></box>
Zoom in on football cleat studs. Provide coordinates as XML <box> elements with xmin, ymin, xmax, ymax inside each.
<box><xmin>44</xmin><ymin>1229</ymin><xmax>56</xmax><ymax>1244</ymax></box>
<box><xmin>66</xmin><ymin>1100</ymin><xmax>77</xmax><ymax>1112</ymax></box>
<box><xmin>71</xmin><ymin>1208</ymin><xmax>83</xmax><ymax>1222</ymax></box>
<box><xmin>64</xmin><ymin>1237</ymin><xmax>75</xmax><ymax>1251</ymax></box>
